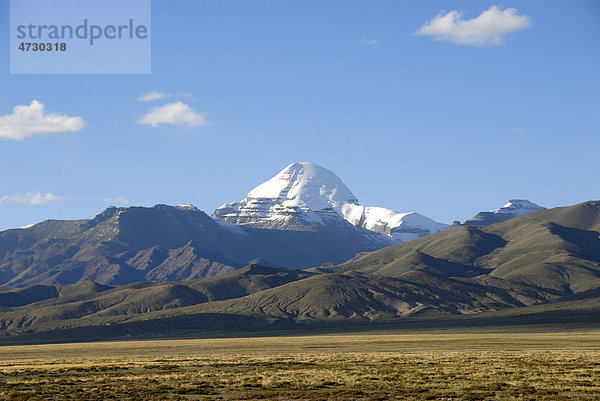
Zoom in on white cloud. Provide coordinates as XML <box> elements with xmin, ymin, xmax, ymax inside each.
<box><xmin>0</xmin><ymin>100</ymin><xmax>85</xmax><ymax>141</ymax></box>
<box><xmin>137</xmin><ymin>91</ymin><xmax>172</xmax><ymax>102</ymax></box>
<box><xmin>415</xmin><ymin>6</ymin><xmax>532</xmax><ymax>46</ymax></box>
<box><xmin>0</xmin><ymin>192</ymin><xmax>64</xmax><ymax>206</ymax></box>
<box><xmin>512</xmin><ymin>126</ymin><xmax>524</xmax><ymax>132</ymax></box>
<box><xmin>360</xmin><ymin>38</ymin><xmax>378</xmax><ymax>46</ymax></box>
<box><xmin>94</xmin><ymin>196</ymin><xmax>132</xmax><ymax>205</ymax></box>
<box><xmin>138</xmin><ymin>102</ymin><xmax>208</xmax><ymax>128</ymax></box>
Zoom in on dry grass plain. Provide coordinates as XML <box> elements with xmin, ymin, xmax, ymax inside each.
<box><xmin>1</xmin><ymin>331</ymin><xmax>599</xmax><ymax>400</ymax></box>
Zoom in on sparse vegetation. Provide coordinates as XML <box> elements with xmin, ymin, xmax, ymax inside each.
<box><xmin>1</xmin><ymin>331</ymin><xmax>599</xmax><ymax>400</ymax></box>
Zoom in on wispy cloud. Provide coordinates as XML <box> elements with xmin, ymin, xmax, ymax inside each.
<box><xmin>138</xmin><ymin>102</ymin><xmax>208</xmax><ymax>128</ymax></box>
<box><xmin>0</xmin><ymin>100</ymin><xmax>85</xmax><ymax>141</ymax></box>
<box><xmin>137</xmin><ymin>92</ymin><xmax>197</xmax><ymax>102</ymax></box>
<box><xmin>0</xmin><ymin>192</ymin><xmax>64</xmax><ymax>206</ymax></box>
<box><xmin>137</xmin><ymin>91</ymin><xmax>171</xmax><ymax>102</ymax></box>
<box><xmin>415</xmin><ymin>6</ymin><xmax>532</xmax><ymax>46</ymax></box>
<box><xmin>178</xmin><ymin>93</ymin><xmax>196</xmax><ymax>101</ymax></box>
<box><xmin>94</xmin><ymin>196</ymin><xmax>132</xmax><ymax>205</ymax></box>
<box><xmin>360</xmin><ymin>37</ymin><xmax>378</xmax><ymax>46</ymax></box>
<box><xmin>512</xmin><ymin>126</ymin><xmax>524</xmax><ymax>133</ymax></box>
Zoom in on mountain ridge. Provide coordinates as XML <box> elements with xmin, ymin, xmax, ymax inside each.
<box><xmin>1</xmin><ymin>201</ymin><xmax>599</xmax><ymax>341</ymax></box>
<box><xmin>0</xmin><ymin>204</ymin><xmax>394</xmax><ymax>287</ymax></box>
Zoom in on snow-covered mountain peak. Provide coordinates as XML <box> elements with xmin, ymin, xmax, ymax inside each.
<box><xmin>213</xmin><ymin>162</ymin><xmax>448</xmax><ymax>242</ymax></box>
<box><xmin>464</xmin><ymin>199</ymin><xmax>545</xmax><ymax>226</ymax></box>
<box><xmin>492</xmin><ymin>199</ymin><xmax>544</xmax><ymax>216</ymax></box>
<box><xmin>247</xmin><ymin>162</ymin><xmax>359</xmax><ymax>211</ymax></box>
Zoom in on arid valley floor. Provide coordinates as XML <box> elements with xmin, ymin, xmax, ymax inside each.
<box><xmin>1</xmin><ymin>330</ymin><xmax>599</xmax><ymax>400</ymax></box>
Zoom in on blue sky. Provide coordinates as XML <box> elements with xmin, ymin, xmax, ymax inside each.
<box><xmin>1</xmin><ymin>0</ymin><xmax>599</xmax><ymax>230</ymax></box>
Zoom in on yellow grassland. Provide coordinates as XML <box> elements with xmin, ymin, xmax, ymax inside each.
<box><xmin>1</xmin><ymin>331</ymin><xmax>599</xmax><ymax>400</ymax></box>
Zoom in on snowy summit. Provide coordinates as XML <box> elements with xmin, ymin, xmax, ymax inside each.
<box><xmin>214</xmin><ymin>162</ymin><xmax>448</xmax><ymax>242</ymax></box>
<box><xmin>247</xmin><ymin>162</ymin><xmax>359</xmax><ymax>211</ymax></box>
<box><xmin>464</xmin><ymin>199</ymin><xmax>545</xmax><ymax>226</ymax></box>
<box><xmin>492</xmin><ymin>199</ymin><xmax>545</xmax><ymax>216</ymax></box>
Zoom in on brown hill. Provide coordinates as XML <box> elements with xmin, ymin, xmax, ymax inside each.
<box><xmin>335</xmin><ymin>201</ymin><xmax>600</xmax><ymax>293</ymax></box>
